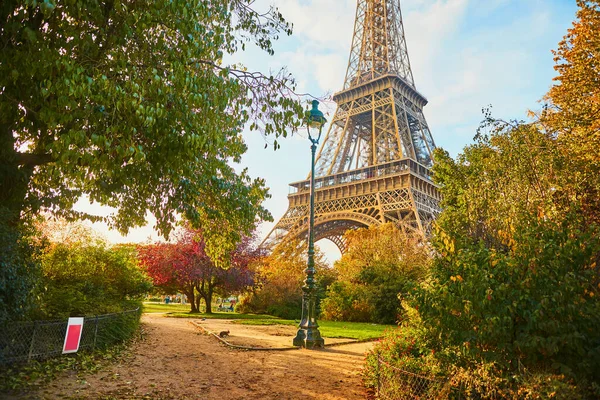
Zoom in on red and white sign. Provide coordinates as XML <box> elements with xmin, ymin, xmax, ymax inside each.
<box><xmin>62</xmin><ymin>317</ymin><xmax>84</xmax><ymax>354</ymax></box>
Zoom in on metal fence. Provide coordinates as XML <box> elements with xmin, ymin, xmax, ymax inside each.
<box><xmin>374</xmin><ymin>356</ymin><xmax>458</xmax><ymax>400</ymax></box>
<box><xmin>0</xmin><ymin>308</ymin><xmax>140</xmax><ymax>366</ymax></box>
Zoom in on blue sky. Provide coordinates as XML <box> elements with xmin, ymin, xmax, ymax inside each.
<box><xmin>78</xmin><ymin>0</ymin><xmax>579</xmax><ymax>263</ymax></box>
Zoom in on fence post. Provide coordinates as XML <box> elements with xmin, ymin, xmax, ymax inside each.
<box><xmin>92</xmin><ymin>316</ymin><xmax>99</xmax><ymax>350</ymax></box>
<box><xmin>27</xmin><ymin>321</ymin><xmax>38</xmax><ymax>362</ymax></box>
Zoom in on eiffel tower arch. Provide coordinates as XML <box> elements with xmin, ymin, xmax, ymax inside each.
<box><xmin>262</xmin><ymin>0</ymin><xmax>441</xmax><ymax>253</ymax></box>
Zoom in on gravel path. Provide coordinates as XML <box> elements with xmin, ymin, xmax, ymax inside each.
<box><xmin>29</xmin><ymin>314</ymin><xmax>372</xmax><ymax>399</ymax></box>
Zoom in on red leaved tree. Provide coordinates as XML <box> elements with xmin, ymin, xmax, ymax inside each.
<box><xmin>138</xmin><ymin>228</ymin><xmax>263</xmax><ymax>313</ymax></box>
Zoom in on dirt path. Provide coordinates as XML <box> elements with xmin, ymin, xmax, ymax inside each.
<box><xmin>31</xmin><ymin>314</ymin><xmax>372</xmax><ymax>399</ymax></box>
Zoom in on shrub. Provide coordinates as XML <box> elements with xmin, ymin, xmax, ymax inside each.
<box><xmin>36</xmin><ymin>241</ymin><xmax>151</xmax><ymax>318</ymax></box>
<box><xmin>320</xmin><ymin>281</ymin><xmax>373</xmax><ymax>322</ymax></box>
<box><xmin>321</xmin><ymin>224</ymin><xmax>430</xmax><ymax>324</ymax></box>
<box><xmin>414</xmin><ymin>215</ymin><xmax>600</xmax><ymax>392</ymax></box>
<box><xmin>0</xmin><ymin>214</ymin><xmax>41</xmax><ymax>324</ymax></box>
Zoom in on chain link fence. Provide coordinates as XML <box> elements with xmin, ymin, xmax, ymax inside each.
<box><xmin>373</xmin><ymin>356</ymin><xmax>460</xmax><ymax>400</ymax></box>
<box><xmin>0</xmin><ymin>308</ymin><xmax>140</xmax><ymax>366</ymax></box>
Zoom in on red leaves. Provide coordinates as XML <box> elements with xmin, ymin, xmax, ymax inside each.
<box><xmin>137</xmin><ymin>227</ymin><xmax>263</xmax><ymax>294</ymax></box>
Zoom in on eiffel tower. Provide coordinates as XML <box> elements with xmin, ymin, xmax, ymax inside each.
<box><xmin>262</xmin><ymin>0</ymin><xmax>441</xmax><ymax>253</ymax></box>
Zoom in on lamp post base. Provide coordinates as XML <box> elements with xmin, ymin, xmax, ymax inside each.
<box><xmin>293</xmin><ymin>328</ymin><xmax>324</xmax><ymax>349</ymax></box>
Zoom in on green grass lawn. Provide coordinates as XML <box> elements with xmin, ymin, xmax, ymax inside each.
<box><xmin>143</xmin><ymin>302</ymin><xmax>196</xmax><ymax>314</ymax></box>
<box><xmin>233</xmin><ymin>318</ymin><xmax>390</xmax><ymax>341</ymax></box>
<box><xmin>166</xmin><ymin>311</ymin><xmax>280</xmax><ymax>320</ymax></box>
<box><xmin>318</xmin><ymin>320</ymin><xmax>390</xmax><ymax>340</ymax></box>
<box><xmin>145</xmin><ymin>302</ymin><xmax>391</xmax><ymax>340</ymax></box>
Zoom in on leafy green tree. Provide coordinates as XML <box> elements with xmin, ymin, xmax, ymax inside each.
<box><xmin>0</xmin><ymin>0</ymin><xmax>304</xmax><ymax>319</ymax></box>
<box><xmin>1</xmin><ymin>0</ymin><xmax>303</xmax><ymax>257</ymax></box>
<box><xmin>321</xmin><ymin>223</ymin><xmax>430</xmax><ymax>324</ymax></box>
<box><xmin>398</xmin><ymin>122</ymin><xmax>600</xmax><ymax>396</ymax></box>
<box><xmin>0</xmin><ymin>213</ymin><xmax>40</xmax><ymax>323</ymax></box>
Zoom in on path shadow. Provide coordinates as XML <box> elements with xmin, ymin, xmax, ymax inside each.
<box><xmin>322</xmin><ymin>347</ymin><xmax>365</xmax><ymax>357</ymax></box>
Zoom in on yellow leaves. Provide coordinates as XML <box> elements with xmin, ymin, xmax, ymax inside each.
<box><xmin>438</xmin><ymin>228</ymin><xmax>455</xmax><ymax>255</ymax></box>
<box><xmin>496</xmin><ymin>229</ymin><xmax>517</xmax><ymax>251</ymax></box>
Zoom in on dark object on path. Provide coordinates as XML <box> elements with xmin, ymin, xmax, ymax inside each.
<box><xmin>219</xmin><ymin>330</ymin><xmax>230</xmax><ymax>338</ymax></box>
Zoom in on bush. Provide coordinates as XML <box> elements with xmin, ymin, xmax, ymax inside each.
<box><xmin>320</xmin><ymin>281</ymin><xmax>373</xmax><ymax>322</ymax></box>
<box><xmin>321</xmin><ymin>224</ymin><xmax>430</xmax><ymax>324</ymax></box>
<box><xmin>413</xmin><ymin>215</ymin><xmax>600</xmax><ymax>394</ymax></box>
<box><xmin>0</xmin><ymin>214</ymin><xmax>41</xmax><ymax>324</ymax></box>
<box><xmin>363</xmin><ymin>314</ymin><xmax>446</xmax><ymax>399</ymax></box>
<box><xmin>36</xmin><ymin>241</ymin><xmax>151</xmax><ymax>319</ymax></box>
<box><xmin>94</xmin><ymin>307</ymin><xmax>142</xmax><ymax>349</ymax></box>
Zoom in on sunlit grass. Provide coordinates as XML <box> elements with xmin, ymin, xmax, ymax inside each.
<box><xmin>142</xmin><ymin>302</ymin><xmax>195</xmax><ymax>314</ymax></box>
<box><xmin>233</xmin><ymin>318</ymin><xmax>389</xmax><ymax>340</ymax></box>
<box><xmin>149</xmin><ymin>302</ymin><xmax>391</xmax><ymax>340</ymax></box>
<box><xmin>166</xmin><ymin>312</ymin><xmax>280</xmax><ymax>320</ymax></box>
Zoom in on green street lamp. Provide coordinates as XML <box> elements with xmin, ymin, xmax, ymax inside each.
<box><xmin>293</xmin><ymin>100</ymin><xmax>327</xmax><ymax>349</ymax></box>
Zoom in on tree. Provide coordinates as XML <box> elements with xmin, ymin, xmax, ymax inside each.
<box><xmin>194</xmin><ymin>233</ymin><xmax>262</xmax><ymax>313</ymax></box>
<box><xmin>138</xmin><ymin>227</ymin><xmax>262</xmax><ymax>313</ymax></box>
<box><xmin>543</xmin><ymin>0</ymin><xmax>600</xmax><ymax>227</ymax></box>
<box><xmin>364</xmin><ymin>2</ymin><xmax>600</xmax><ymax>395</ymax></box>
<box><xmin>0</xmin><ymin>215</ymin><xmax>40</xmax><ymax>323</ymax></box>
<box><xmin>0</xmin><ymin>0</ymin><xmax>304</xmax><ymax>262</ymax></box>
<box><xmin>238</xmin><ymin>239</ymin><xmax>334</xmax><ymax>319</ymax></box>
<box><xmin>321</xmin><ymin>224</ymin><xmax>430</xmax><ymax>324</ymax></box>
<box><xmin>1</xmin><ymin>0</ymin><xmax>304</xmax><ymax>321</ymax></box>
<box><xmin>138</xmin><ymin>236</ymin><xmax>207</xmax><ymax>313</ymax></box>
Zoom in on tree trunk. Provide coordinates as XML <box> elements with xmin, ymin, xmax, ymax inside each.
<box><xmin>184</xmin><ymin>286</ymin><xmax>198</xmax><ymax>313</ymax></box>
<box><xmin>204</xmin><ymin>291</ymin><xmax>213</xmax><ymax>314</ymax></box>
<box><xmin>195</xmin><ymin>295</ymin><xmax>202</xmax><ymax>313</ymax></box>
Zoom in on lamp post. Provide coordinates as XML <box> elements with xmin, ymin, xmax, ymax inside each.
<box><xmin>293</xmin><ymin>100</ymin><xmax>326</xmax><ymax>349</ymax></box>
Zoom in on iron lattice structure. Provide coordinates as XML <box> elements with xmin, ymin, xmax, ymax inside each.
<box><xmin>262</xmin><ymin>0</ymin><xmax>441</xmax><ymax>253</ymax></box>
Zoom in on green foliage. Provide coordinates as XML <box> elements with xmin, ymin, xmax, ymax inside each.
<box><xmin>368</xmin><ymin>128</ymin><xmax>600</xmax><ymax>396</ymax></box>
<box><xmin>36</xmin><ymin>240</ymin><xmax>151</xmax><ymax>319</ymax></box>
<box><xmin>364</xmin><ymin>325</ymin><xmax>443</xmax><ymax>388</ymax></box>
<box><xmin>0</xmin><ymin>216</ymin><xmax>40</xmax><ymax>324</ymax></box>
<box><xmin>419</xmin><ymin>213</ymin><xmax>600</xmax><ymax>380</ymax></box>
<box><xmin>0</xmin><ymin>0</ymin><xmax>305</xmax><ymax>261</ymax></box>
<box><xmin>237</xmin><ymin>239</ymin><xmax>334</xmax><ymax>320</ymax></box>
<box><xmin>322</xmin><ymin>224</ymin><xmax>430</xmax><ymax>324</ymax></box>
<box><xmin>94</xmin><ymin>308</ymin><xmax>142</xmax><ymax>349</ymax></box>
<box><xmin>320</xmin><ymin>281</ymin><xmax>373</xmax><ymax>322</ymax></box>
<box><xmin>366</xmin><ymin>3</ymin><xmax>600</xmax><ymax>397</ymax></box>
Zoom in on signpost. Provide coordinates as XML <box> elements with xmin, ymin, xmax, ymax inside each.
<box><xmin>62</xmin><ymin>317</ymin><xmax>84</xmax><ymax>354</ymax></box>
